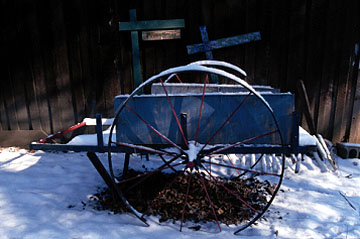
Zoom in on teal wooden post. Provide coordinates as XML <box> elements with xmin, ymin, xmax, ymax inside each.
<box><xmin>187</xmin><ymin>26</ymin><xmax>261</xmax><ymax>83</ymax></box>
<box><xmin>129</xmin><ymin>10</ymin><xmax>142</xmax><ymax>93</ymax></box>
<box><xmin>119</xmin><ymin>9</ymin><xmax>185</xmax><ymax>93</ymax></box>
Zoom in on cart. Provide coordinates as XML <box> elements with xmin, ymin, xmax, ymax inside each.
<box><xmin>30</xmin><ymin>60</ymin><xmax>316</xmax><ymax>234</ymax></box>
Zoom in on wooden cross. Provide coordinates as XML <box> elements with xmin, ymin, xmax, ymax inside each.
<box><xmin>187</xmin><ymin>26</ymin><xmax>261</xmax><ymax>83</ymax></box>
<box><xmin>119</xmin><ymin>9</ymin><xmax>185</xmax><ymax>92</ymax></box>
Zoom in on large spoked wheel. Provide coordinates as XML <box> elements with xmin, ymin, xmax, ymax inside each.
<box><xmin>107</xmin><ymin>61</ymin><xmax>285</xmax><ymax>234</ymax></box>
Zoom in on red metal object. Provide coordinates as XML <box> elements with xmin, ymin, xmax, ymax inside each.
<box><xmin>37</xmin><ymin>122</ymin><xmax>86</xmax><ymax>144</ymax></box>
<box><xmin>195</xmin><ymin>75</ymin><xmax>208</xmax><ymax>145</ymax></box>
<box><xmin>199</xmin><ymin>173</ymin><xmax>222</xmax><ymax>232</ymax></box>
<box><xmin>125</xmin><ymin>104</ymin><xmax>184</xmax><ymax>153</ymax></box>
<box><xmin>200</xmin><ymin>92</ymin><xmax>251</xmax><ymax>152</ymax></box>
<box><xmin>180</xmin><ymin>173</ymin><xmax>193</xmax><ymax>232</ymax></box>
<box><xmin>160</xmin><ymin>80</ymin><xmax>189</xmax><ymax>148</ymax></box>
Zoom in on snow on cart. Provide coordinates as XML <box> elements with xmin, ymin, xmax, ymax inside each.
<box><xmin>30</xmin><ymin>60</ymin><xmax>317</xmax><ymax>235</ymax></box>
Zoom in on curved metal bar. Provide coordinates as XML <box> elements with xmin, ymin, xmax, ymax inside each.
<box><xmin>188</xmin><ymin>60</ymin><xmax>247</xmax><ymax>78</ymax></box>
<box><xmin>107</xmin><ymin>60</ymin><xmax>285</xmax><ymax>233</ymax></box>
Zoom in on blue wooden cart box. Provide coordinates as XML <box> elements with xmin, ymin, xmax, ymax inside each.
<box><xmin>114</xmin><ymin>91</ymin><xmax>294</xmax><ymax>146</ymax></box>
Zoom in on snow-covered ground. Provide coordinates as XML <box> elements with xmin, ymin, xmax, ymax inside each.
<box><xmin>0</xmin><ymin>147</ymin><xmax>359</xmax><ymax>239</ymax></box>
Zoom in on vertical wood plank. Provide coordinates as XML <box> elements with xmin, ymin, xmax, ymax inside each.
<box><xmin>269</xmin><ymin>0</ymin><xmax>290</xmax><ymax>90</ymax></box>
<box><xmin>3</xmin><ymin>64</ymin><xmax>20</xmax><ymax>131</ymax></box>
<box><xmin>347</xmin><ymin>1</ymin><xmax>360</xmax><ymax>142</ymax></box>
<box><xmin>254</xmin><ymin>0</ymin><xmax>273</xmax><ymax>86</ymax></box>
<box><xmin>286</xmin><ymin>0</ymin><xmax>307</xmax><ymax>92</ymax></box>
<box><xmin>316</xmin><ymin>0</ymin><xmax>343</xmax><ymax>139</ymax></box>
<box><xmin>62</xmin><ymin>0</ymin><xmax>87</xmax><ymax>122</ymax></box>
<box><xmin>51</xmin><ymin>0</ymin><xmax>76</xmax><ymax>129</ymax></box>
<box><xmin>303</xmin><ymin>0</ymin><xmax>328</xmax><ymax>132</ymax></box>
<box><xmin>332</xmin><ymin>1</ymin><xmax>356</xmax><ymax>142</ymax></box>
<box><xmin>349</xmin><ymin>68</ymin><xmax>360</xmax><ymax>142</ymax></box>
<box><xmin>22</xmin><ymin>2</ymin><xmax>43</xmax><ymax>131</ymax></box>
<box><xmin>244</xmin><ymin>0</ymin><xmax>257</xmax><ymax>81</ymax></box>
<box><xmin>36</xmin><ymin>0</ymin><xmax>63</xmax><ymax>133</ymax></box>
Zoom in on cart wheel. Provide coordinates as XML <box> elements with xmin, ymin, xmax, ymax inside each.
<box><xmin>107</xmin><ymin>61</ymin><xmax>285</xmax><ymax>234</ymax></box>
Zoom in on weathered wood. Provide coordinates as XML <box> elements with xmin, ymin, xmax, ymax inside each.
<box><xmin>119</xmin><ymin>19</ymin><xmax>185</xmax><ymax>31</ymax></box>
<box><xmin>1</xmin><ymin>0</ymin><xmax>360</xmax><ymax>146</ymax></box>
<box><xmin>187</xmin><ymin>30</ymin><xmax>261</xmax><ymax>55</ymax></box>
<box><xmin>50</xmin><ymin>0</ymin><xmax>76</xmax><ymax>131</ymax></box>
<box><xmin>0</xmin><ymin>73</ymin><xmax>8</xmax><ymax>130</ymax></box>
<box><xmin>316</xmin><ymin>0</ymin><xmax>342</xmax><ymax>139</ymax></box>
<box><xmin>62</xmin><ymin>0</ymin><xmax>87</xmax><ymax>123</ymax></box>
<box><xmin>304</xmin><ymin>0</ymin><xmax>328</xmax><ymax>132</ymax></box>
<box><xmin>286</xmin><ymin>0</ymin><xmax>307</xmax><ymax>92</ymax></box>
<box><xmin>0</xmin><ymin>130</ymin><xmax>47</xmax><ymax>148</ymax></box>
<box><xmin>244</xmin><ymin>0</ymin><xmax>257</xmax><ymax>81</ymax></box>
<box><xmin>119</xmin><ymin>9</ymin><xmax>185</xmax><ymax>91</ymax></box>
<box><xmin>332</xmin><ymin>1</ymin><xmax>357</xmax><ymax>143</ymax></box>
<box><xmin>268</xmin><ymin>0</ymin><xmax>288</xmax><ymax>89</ymax></box>
<box><xmin>253</xmin><ymin>0</ymin><xmax>272</xmax><ymax>86</ymax></box>
<box><xmin>297</xmin><ymin>80</ymin><xmax>316</xmax><ymax>135</ymax></box>
<box><xmin>349</xmin><ymin>68</ymin><xmax>360</xmax><ymax>142</ymax></box>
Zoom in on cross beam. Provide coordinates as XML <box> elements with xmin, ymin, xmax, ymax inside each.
<box><xmin>119</xmin><ymin>9</ymin><xmax>185</xmax><ymax>92</ymax></box>
<box><xmin>187</xmin><ymin>26</ymin><xmax>261</xmax><ymax>83</ymax></box>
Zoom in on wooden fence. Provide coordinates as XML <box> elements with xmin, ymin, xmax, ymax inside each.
<box><xmin>0</xmin><ymin>0</ymin><xmax>359</xmax><ymax>147</ymax></box>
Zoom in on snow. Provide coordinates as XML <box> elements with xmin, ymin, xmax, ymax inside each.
<box><xmin>67</xmin><ymin>126</ymin><xmax>316</xmax><ymax>147</ymax></box>
<box><xmin>299</xmin><ymin>126</ymin><xmax>317</xmax><ymax>146</ymax></box>
<box><xmin>0</xmin><ymin>146</ymin><xmax>359</xmax><ymax>239</ymax></box>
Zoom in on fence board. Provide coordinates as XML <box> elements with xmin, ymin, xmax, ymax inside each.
<box><xmin>316</xmin><ymin>0</ymin><xmax>342</xmax><ymax>139</ymax></box>
<box><xmin>244</xmin><ymin>0</ymin><xmax>257</xmax><ymax>81</ymax></box>
<box><xmin>304</xmin><ymin>0</ymin><xmax>328</xmax><ymax>131</ymax></box>
<box><xmin>332</xmin><ymin>1</ymin><xmax>356</xmax><ymax>143</ymax></box>
<box><xmin>1</xmin><ymin>0</ymin><xmax>360</xmax><ymax>145</ymax></box>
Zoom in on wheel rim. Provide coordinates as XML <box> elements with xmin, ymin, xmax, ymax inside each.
<box><xmin>107</xmin><ymin>61</ymin><xmax>285</xmax><ymax>234</ymax></box>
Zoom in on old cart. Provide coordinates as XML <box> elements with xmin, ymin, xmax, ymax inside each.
<box><xmin>30</xmin><ymin>60</ymin><xmax>316</xmax><ymax>234</ymax></box>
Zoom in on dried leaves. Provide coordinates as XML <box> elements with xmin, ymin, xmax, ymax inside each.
<box><xmin>91</xmin><ymin>170</ymin><xmax>273</xmax><ymax>226</ymax></box>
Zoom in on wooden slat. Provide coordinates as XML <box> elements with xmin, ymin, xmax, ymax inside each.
<box><xmin>268</xmin><ymin>0</ymin><xmax>290</xmax><ymax>90</ymax></box>
<box><xmin>78</xmin><ymin>2</ymin><xmax>96</xmax><ymax>117</ymax></box>
<box><xmin>62</xmin><ymin>0</ymin><xmax>86</xmax><ymax>122</ymax></box>
<box><xmin>254</xmin><ymin>0</ymin><xmax>273</xmax><ymax>86</ymax></box>
<box><xmin>316</xmin><ymin>0</ymin><xmax>342</xmax><ymax>139</ymax></box>
<box><xmin>244</xmin><ymin>0</ymin><xmax>257</xmax><ymax>81</ymax></box>
<box><xmin>51</xmin><ymin>0</ymin><xmax>76</xmax><ymax>129</ymax></box>
<box><xmin>303</xmin><ymin>0</ymin><xmax>328</xmax><ymax>132</ymax></box>
<box><xmin>347</xmin><ymin>0</ymin><xmax>360</xmax><ymax>142</ymax></box>
<box><xmin>35</xmin><ymin>0</ymin><xmax>62</xmax><ymax>133</ymax></box>
<box><xmin>0</xmin><ymin>130</ymin><xmax>47</xmax><ymax>148</ymax></box>
<box><xmin>286</xmin><ymin>0</ymin><xmax>307</xmax><ymax>92</ymax></box>
<box><xmin>119</xmin><ymin>19</ymin><xmax>185</xmax><ymax>31</ymax></box>
<box><xmin>332</xmin><ymin>1</ymin><xmax>356</xmax><ymax>142</ymax></box>
<box><xmin>349</xmin><ymin>68</ymin><xmax>360</xmax><ymax>142</ymax></box>
<box><xmin>22</xmin><ymin>3</ymin><xmax>42</xmax><ymax>131</ymax></box>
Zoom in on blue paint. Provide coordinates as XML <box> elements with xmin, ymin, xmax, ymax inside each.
<box><xmin>114</xmin><ymin>93</ymin><xmax>294</xmax><ymax>145</ymax></box>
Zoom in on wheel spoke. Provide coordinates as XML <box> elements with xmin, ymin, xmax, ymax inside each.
<box><xmin>201</xmin><ymin>165</ymin><xmax>258</xmax><ymax>213</ymax></box>
<box><xmin>195</xmin><ymin>75</ymin><xmax>209</xmax><ymax>145</ymax></box>
<box><xmin>239</xmin><ymin>154</ymin><xmax>264</xmax><ymax>177</ymax></box>
<box><xmin>202</xmin><ymin>160</ymin><xmax>281</xmax><ymax>177</ymax></box>
<box><xmin>116</xmin><ymin>157</ymin><xmax>184</xmax><ymax>185</ymax></box>
<box><xmin>124</xmin><ymin>104</ymin><xmax>185</xmax><ymax>153</ymax></box>
<box><xmin>160</xmin><ymin>79</ymin><xmax>189</xmax><ymax>148</ymax></box>
<box><xmin>159</xmin><ymin>155</ymin><xmax>178</xmax><ymax>173</ymax></box>
<box><xmin>226</xmin><ymin>155</ymin><xmax>241</xmax><ymax>176</ymax></box>
<box><xmin>200</xmin><ymin>92</ymin><xmax>252</xmax><ymax>152</ymax></box>
<box><xmin>198</xmin><ymin>172</ymin><xmax>222</xmax><ymax>232</ymax></box>
<box><xmin>175</xmin><ymin>74</ymin><xmax>182</xmax><ymax>83</ymax></box>
<box><xmin>112</xmin><ymin>141</ymin><xmax>177</xmax><ymax>156</ymax></box>
<box><xmin>206</xmin><ymin>129</ymin><xmax>279</xmax><ymax>155</ymax></box>
<box><xmin>180</xmin><ymin>173</ymin><xmax>193</xmax><ymax>232</ymax></box>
